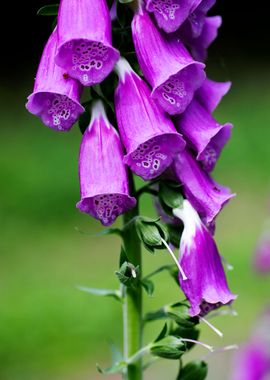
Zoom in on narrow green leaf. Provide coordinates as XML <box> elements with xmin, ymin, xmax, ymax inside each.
<box><xmin>37</xmin><ymin>4</ymin><xmax>59</xmax><ymax>16</ymax></box>
<box><xmin>77</xmin><ymin>286</ymin><xmax>122</xmax><ymax>302</ymax></box>
<box><xmin>141</xmin><ymin>279</ymin><xmax>155</xmax><ymax>296</ymax></box>
<box><xmin>154</xmin><ymin>323</ymin><xmax>168</xmax><ymax>342</ymax></box>
<box><xmin>97</xmin><ymin>360</ymin><xmax>127</xmax><ymax>374</ymax></box>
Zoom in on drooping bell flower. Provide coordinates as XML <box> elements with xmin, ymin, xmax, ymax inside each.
<box><xmin>145</xmin><ymin>0</ymin><xmax>202</xmax><ymax>34</ymax></box>
<box><xmin>114</xmin><ymin>58</ymin><xmax>186</xmax><ymax>181</ymax></box>
<box><xmin>196</xmin><ymin>77</ymin><xmax>231</xmax><ymax>113</ymax></box>
<box><xmin>173</xmin><ymin>199</ymin><xmax>236</xmax><ymax>317</ymax></box>
<box><xmin>175</xmin><ymin>99</ymin><xmax>233</xmax><ymax>172</ymax></box>
<box><xmin>253</xmin><ymin>235</ymin><xmax>270</xmax><ymax>274</ymax></box>
<box><xmin>76</xmin><ymin>100</ymin><xmax>136</xmax><ymax>226</ymax></box>
<box><xmin>181</xmin><ymin>0</ymin><xmax>216</xmax><ymax>39</ymax></box>
<box><xmin>230</xmin><ymin>339</ymin><xmax>270</xmax><ymax>380</ymax></box>
<box><xmin>171</xmin><ymin>149</ymin><xmax>234</xmax><ymax>226</ymax></box>
<box><xmin>185</xmin><ymin>16</ymin><xmax>222</xmax><ymax>62</ymax></box>
<box><xmin>56</xmin><ymin>0</ymin><xmax>120</xmax><ymax>86</ymax></box>
<box><xmin>26</xmin><ymin>29</ymin><xmax>84</xmax><ymax>131</ymax></box>
<box><xmin>132</xmin><ymin>8</ymin><xmax>205</xmax><ymax>115</ymax></box>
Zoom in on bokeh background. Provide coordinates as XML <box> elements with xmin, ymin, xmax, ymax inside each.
<box><xmin>1</xmin><ymin>1</ymin><xmax>270</xmax><ymax>379</ymax></box>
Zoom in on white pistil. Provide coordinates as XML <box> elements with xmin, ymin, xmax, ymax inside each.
<box><xmin>200</xmin><ymin>316</ymin><xmax>223</xmax><ymax>338</ymax></box>
<box><xmin>180</xmin><ymin>338</ymin><xmax>213</xmax><ymax>352</ymax></box>
<box><xmin>161</xmin><ymin>238</ymin><xmax>188</xmax><ymax>280</ymax></box>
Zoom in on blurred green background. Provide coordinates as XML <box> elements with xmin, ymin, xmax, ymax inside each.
<box><xmin>1</xmin><ymin>3</ymin><xmax>270</xmax><ymax>380</ymax></box>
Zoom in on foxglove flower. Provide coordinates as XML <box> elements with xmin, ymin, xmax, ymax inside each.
<box><xmin>253</xmin><ymin>236</ymin><xmax>270</xmax><ymax>274</ymax></box>
<box><xmin>56</xmin><ymin>0</ymin><xmax>120</xmax><ymax>86</ymax></box>
<box><xmin>145</xmin><ymin>0</ymin><xmax>202</xmax><ymax>33</ymax></box>
<box><xmin>196</xmin><ymin>77</ymin><xmax>231</xmax><ymax>113</ymax></box>
<box><xmin>185</xmin><ymin>16</ymin><xmax>222</xmax><ymax>62</ymax></box>
<box><xmin>173</xmin><ymin>199</ymin><xmax>236</xmax><ymax>317</ymax></box>
<box><xmin>175</xmin><ymin>99</ymin><xmax>233</xmax><ymax>172</ymax></box>
<box><xmin>76</xmin><ymin>100</ymin><xmax>136</xmax><ymax>226</ymax></box>
<box><xmin>114</xmin><ymin>58</ymin><xmax>185</xmax><ymax>181</ymax></box>
<box><xmin>172</xmin><ymin>149</ymin><xmax>234</xmax><ymax>226</ymax></box>
<box><xmin>132</xmin><ymin>9</ymin><xmax>205</xmax><ymax>115</ymax></box>
<box><xmin>230</xmin><ymin>340</ymin><xmax>270</xmax><ymax>380</ymax></box>
<box><xmin>182</xmin><ymin>0</ymin><xmax>216</xmax><ymax>39</ymax></box>
<box><xmin>26</xmin><ymin>29</ymin><xmax>84</xmax><ymax>131</ymax></box>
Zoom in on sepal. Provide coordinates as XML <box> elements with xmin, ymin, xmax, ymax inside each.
<box><xmin>177</xmin><ymin>360</ymin><xmax>208</xmax><ymax>380</ymax></box>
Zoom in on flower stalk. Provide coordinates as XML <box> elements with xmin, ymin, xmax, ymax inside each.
<box><xmin>122</xmin><ymin>174</ymin><xmax>143</xmax><ymax>380</ymax></box>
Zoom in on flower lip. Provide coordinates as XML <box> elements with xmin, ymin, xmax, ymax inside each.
<box><xmin>26</xmin><ymin>91</ymin><xmax>84</xmax><ymax>132</ymax></box>
<box><xmin>123</xmin><ymin>133</ymin><xmax>186</xmax><ymax>181</ymax></box>
<box><xmin>198</xmin><ymin>122</ymin><xmax>233</xmax><ymax>172</ymax></box>
<box><xmin>56</xmin><ymin>38</ymin><xmax>120</xmax><ymax>86</ymax></box>
<box><xmin>77</xmin><ymin>192</ymin><xmax>136</xmax><ymax>226</ymax></box>
<box><xmin>152</xmin><ymin>61</ymin><xmax>206</xmax><ymax>115</ymax></box>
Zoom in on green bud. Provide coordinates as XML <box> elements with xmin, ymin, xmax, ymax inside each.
<box><xmin>177</xmin><ymin>361</ymin><xmax>208</xmax><ymax>380</ymax></box>
<box><xmin>135</xmin><ymin>216</ymin><xmax>169</xmax><ymax>253</ymax></box>
<box><xmin>151</xmin><ymin>336</ymin><xmax>186</xmax><ymax>360</ymax></box>
<box><xmin>159</xmin><ymin>182</ymin><xmax>184</xmax><ymax>210</ymax></box>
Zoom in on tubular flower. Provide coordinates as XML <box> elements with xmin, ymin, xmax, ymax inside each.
<box><xmin>26</xmin><ymin>29</ymin><xmax>84</xmax><ymax>131</ymax></box>
<box><xmin>132</xmin><ymin>9</ymin><xmax>205</xmax><ymax>115</ymax></box>
<box><xmin>56</xmin><ymin>0</ymin><xmax>120</xmax><ymax>86</ymax></box>
<box><xmin>114</xmin><ymin>58</ymin><xmax>185</xmax><ymax>181</ymax></box>
<box><xmin>145</xmin><ymin>0</ymin><xmax>202</xmax><ymax>34</ymax></box>
<box><xmin>183</xmin><ymin>16</ymin><xmax>222</xmax><ymax>62</ymax></box>
<box><xmin>230</xmin><ymin>340</ymin><xmax>270</xmax><ymax>380</ymax></box>
<box><xmin>76</xmin><ymin>100</ymin><xmax>136</xmax><ymax>226</ymax></box>
<box><xmin>171</xmin><ymin>149</ymin><xmax>234</xmax><ymax>226</ymax></box>
<box><xmin>196</xmin><ymin>77</ymin><xmax>231</xmax><ymax>113</ymax></box>
<box><xmin>173</xmin><ymin>199</ymin><xmax>236</xmax><ymax>317</ymax></box>
<box><xmin>175</xmin><ymin>98</ymin><xmax>233</xmax><ymax>172</ymax></box>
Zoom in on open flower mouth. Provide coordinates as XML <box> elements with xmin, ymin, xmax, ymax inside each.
<box><xmin>56</xmin><ymin>39</ymin><xmax>119</xmax><ymax>86</ymax></box>
<box><xmin>27</xmin><ymin>92</ymin><xmax>84</xmax><ymax>131</ymax></box>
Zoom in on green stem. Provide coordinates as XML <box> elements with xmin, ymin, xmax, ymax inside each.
<box><xmin>122</xmin><ymin>174</ymin><xmax>143</xmax><ymax>380</ymax></box>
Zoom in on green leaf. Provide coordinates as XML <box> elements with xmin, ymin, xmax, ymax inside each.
<box><xmin>145</xmin><ymin>302</ymin><xmax>198</xmax><ymax>328</ymax></box>
<box><xmin>119</xmin><ymin>245</ymin><xmax>128</xmax><ymax>267</ymax></box>
<box><xmin>177</xmin><ymin>361</ymin><xmax>208</xmax><ymax>380</ymax></box>
<box><xmin>154</xmin><ymin>323</ymin><xmax>168</xmax><ymax>342</ymax></box>
<box><xmin>159</xmin><ymin>182</ymin><xmax>184</xmax><ymax>209</ymax></box>
<box><xmin>37</xmin><ymin>4</ymin><xmax>59</xmax><ymax>16</ymax></box>
<box><xmin>118</xmin><ymin>0</ymin><xmax>134</xmax><ymax>3</ymax></box>
<box><xmin>141</xmin><ymin>279</ymin><xmax>155</xmax><ymax>296</ymax></box>
<box><xmin>77</xmin><ymin>286</ymin><xmax>122</xmax><ymax>302</ymax></box>
<box><xmin>97</xmin><ymin>361</ymin><xmax>127</xmax><ymax>374</ymax></box>
<box><xmin>151</xmin><ymin>336</ymin><xmax>186</xmax><ymax>360</ymax></box>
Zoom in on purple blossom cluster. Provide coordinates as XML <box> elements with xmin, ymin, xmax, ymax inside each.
<box><xmin>26</xmin><ymin>0</ymin><xmax>236</xmax><ymax>318</ymax></box>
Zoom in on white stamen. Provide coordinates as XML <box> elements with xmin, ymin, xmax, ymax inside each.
<box><xmin>200</xmin><ymin>316</ymin><xmax>223</xmax><ymax>338</ymax></box>
<box><xmin>161</xmin><ymin>238</ymin><xmax>188</xmax><ymax>280</ymax></box>
<box><xmin>180</xmin><ymin>338</ymin><xmax>213</xmax><ymax>352</ymax></box>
